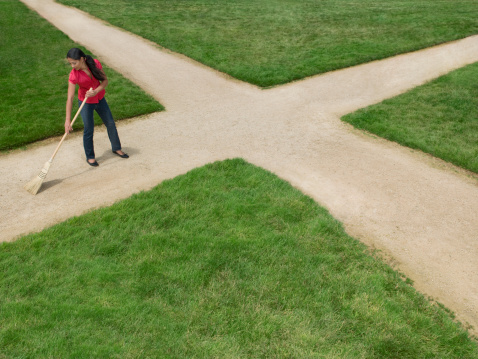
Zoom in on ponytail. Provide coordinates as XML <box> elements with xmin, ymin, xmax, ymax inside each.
<box><xmin>66</xmin><ymin>48</ymin><xmax>106</xmax><ymax>81</ymax></box>
<box><xmin>84</xmin><ymin>55</ymin><xmax>106</xmax><ymax>81</ymax></box>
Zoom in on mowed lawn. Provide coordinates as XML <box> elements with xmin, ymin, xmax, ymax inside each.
<box><xmin>58</xmin><ymin>0</ymin><xmax>478</xmax><ymax>87</ymax></box>
<box><xmin>342</xmin><ymin>62</ymin><xmax>478</xmax><ymax>174</ymax></box>
<box><xmin>1</xmin><ymin>159</ymin><xmax>477</xmax><ymax>358</ymax></box>
<box><xmin>55</xmin><ymin>0</ymin><xmax>478</xmax><ymax>173</ymax></box>
<box><xmin>1</xmin><ymin>2</ymin><xmax>477</xmax><ymax>357</ymax></box>
<box><xmin>0</xmin><ymin>0</ymin><xmax>163</xmax><ymax>151</ymax></box>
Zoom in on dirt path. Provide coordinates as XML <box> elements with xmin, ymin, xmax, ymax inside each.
<box><xmin>9</xmin><ymin>0</ymin><xmax>478</xmax><ymax>334</ymax></box>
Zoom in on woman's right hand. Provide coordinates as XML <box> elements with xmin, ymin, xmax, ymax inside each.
<box><xmin>65</xmin><ymin>119</ymin><xmax>73</xmax><ymax>134</ymax></box>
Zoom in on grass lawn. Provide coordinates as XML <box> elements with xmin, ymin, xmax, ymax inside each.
<box><xmin>57</xmin><ymin>0</ymin><xmax>478</xmax><ymax>87</ymax></box>
<box><xmin>1</xmin><ymin>159</ymin><xmax>477</xmax><ymax>358</ymax></box>
<box><xmin>2</xmin><ymin>2</ymin><xmax>477</xmax><ymax>355</ymax></box>
<box><xmin>342</xmin><ymin>62</ymin><xmax>478</xmax><ymax>174</ymax></box>
<box><xmin>0</xmin><ymin>0</ymin><xmax>163</xmax><ymax>152</ymax></box>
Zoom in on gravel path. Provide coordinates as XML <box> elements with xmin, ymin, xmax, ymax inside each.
<box><xmin>8</xmin><ymin>0</ymin><xmax>478</xmax><ymax>334</ymax></box>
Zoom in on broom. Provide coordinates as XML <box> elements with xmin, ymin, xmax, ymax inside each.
<box><xmin>24</xmin><ymin>91</ymin><xmax>90</xmax><ymax>195</ymax></box>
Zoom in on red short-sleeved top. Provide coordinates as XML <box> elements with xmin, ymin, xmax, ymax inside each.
<box><xmin>68</xmin><ymin>59</ymin><xmax>106</xmax><ymax>104</ymax></box>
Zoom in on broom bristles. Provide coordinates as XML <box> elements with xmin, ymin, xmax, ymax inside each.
<box><xmin>24</xmin><ymin>161</ymin><xmax>51</xmax><ymax>195</ymax></box>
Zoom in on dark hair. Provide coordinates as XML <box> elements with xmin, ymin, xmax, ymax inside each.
<box><xmin>67</xmin><ymin>48</ymin><xmax>106</xmax><ymax>81</ymax></box>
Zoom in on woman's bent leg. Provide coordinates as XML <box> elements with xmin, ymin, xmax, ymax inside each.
<box><xmin>95</xmin><ymin>98</ymin><xmax>122</xmax><ymax>152</ymax></box>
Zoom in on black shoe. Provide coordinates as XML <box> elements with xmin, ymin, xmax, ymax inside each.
<box><xmin>113</xmin><ymin>150</ymin><xmax>129</xmax><ymax>159</ymax></box>
<box><xmin>87</xmin><ymin>159</ymin><xmax>99</xmax><ymax>167</ymax></box>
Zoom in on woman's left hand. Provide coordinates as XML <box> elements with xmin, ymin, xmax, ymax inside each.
<box><xmin>86</xmin><ymin>88</ymin><xmax>97</xmax><ymax>98</ymax></box>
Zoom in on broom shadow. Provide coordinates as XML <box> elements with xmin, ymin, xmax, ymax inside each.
<box><xmin>36</xmin><ymin>168</ymin><xmax>93</xmax><ymax>194</ymax></box>
<box><xmin>36</xmin><ymin>147</ymin><xmax>138</xmax><ymax>194</ymax></box>
<box><xmin>38</xmin><ymin>179</ymin><xmax>64</xmax><ymax>193</ymax></box>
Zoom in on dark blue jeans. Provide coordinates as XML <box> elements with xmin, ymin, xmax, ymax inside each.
<box><xmin>79</xmin><ymin>98</ymin><xmax>122</xmax><ymax>160</ymax></box>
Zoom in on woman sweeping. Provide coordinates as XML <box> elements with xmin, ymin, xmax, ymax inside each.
<box><xmin>65</xmin><ymin>48</ymin><xmax>128</xmax><ymax>166</ymax></box>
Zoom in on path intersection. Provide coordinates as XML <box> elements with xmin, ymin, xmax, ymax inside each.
<box><xmin>5</xmin><ymin>0</ymin><xmax>478</xmax><ymax>333</ymax></box>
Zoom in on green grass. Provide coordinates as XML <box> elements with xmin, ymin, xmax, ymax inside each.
<box><xmin>4</xmin><ymin>0</ymin><xmax>477</xmax><ymax>174</ymax></box>
<box><xmin>342</xmin><ymin>62</ymin><xmax>478</xmax><ymax>174</ymax></box>
<box><xmin>57</xmin><ymin>0</ymin><xmax>478</xmax><ymax>87</ymax></box>
<box><xmin>1</xmin><ymin>159</ymin><xmax>477</xmax><ymax>358</ymax></box>
<box><xmin>2</xmin><ymin>3</ymin><xmax>477</xmax><ymax>354</ymax></box>
<box><xmin>0</xmin><ymin>0</ymin><xmax>163</xmax><ymax>152</ymax></box>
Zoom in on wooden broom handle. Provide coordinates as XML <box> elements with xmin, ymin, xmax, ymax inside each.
<box><xmin>49</xmin><ymin>89</ymin><xmax>91</xmax><ymax>162</ymax></box>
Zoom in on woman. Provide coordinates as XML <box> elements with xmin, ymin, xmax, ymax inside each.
<box><xmin>65</xmin><ymin>48</ymin><xmax>128</xmax><ymax>166</ymax></box>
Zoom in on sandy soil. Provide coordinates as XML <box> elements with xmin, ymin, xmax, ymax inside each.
<box><xmin>9</xmin><ymin>0</ymin><xmax>478</xmax><ymax>334</ymax></box>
